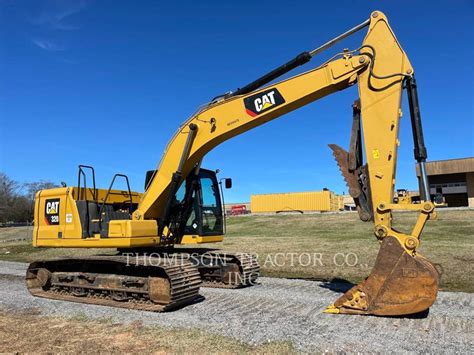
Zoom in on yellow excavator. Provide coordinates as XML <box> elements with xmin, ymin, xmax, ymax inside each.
<box><xmin>394</xmin><ymin>189</ymin><xmax>413</xmax><ymax>204</ymax></box>
<box><xmin>27</xmin><ymin>11</ymin><xmax>439</xmax><ymax>316</ymax></box>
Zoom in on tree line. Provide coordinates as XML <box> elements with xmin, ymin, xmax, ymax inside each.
<box><xmin>0</xmin><ymin>172</ymin><xmax>58</xmax><ymax>224</ymax></box>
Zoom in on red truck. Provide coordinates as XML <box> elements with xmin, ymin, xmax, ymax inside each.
<box><xmin>230</xmin><ymin>205</ymin><xmax>248</xmax><ymax>216</ymax></box>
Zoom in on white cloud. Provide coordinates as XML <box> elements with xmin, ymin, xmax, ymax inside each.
<box><xmin>28</xmin><ymin>0</ymin><xmax>88</xmax><ymax>53</ymax></box>
<box><xmin>29</xmin><ymin>0</ymin><xmax>87</xmax><ymax>30</ymax></box>
<box><xmin>32</xmin><ymin>39</ymin><xmax>65</xmax><ymax>52</ymax></box>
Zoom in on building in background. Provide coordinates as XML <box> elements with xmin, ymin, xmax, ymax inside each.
<box><xmin>250</xmin><ymin>190</ymin><xmax>342</xmax><ymax>214</ymax></box>
<box><xmin>342</xmin><ymin>194</ymin><xmax>356</xmax><ymax>211</ymax></box>
<box><xmin>416</xmin><ymin>157</ymin><xmax>474</xmax><ymax>207</ymax></box>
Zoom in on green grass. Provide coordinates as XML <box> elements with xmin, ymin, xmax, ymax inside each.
<box><xmin>0</xmin><ymin>209</ymin><xmax>473</xmax><ymax>292</ymax></box>
<box><xmin>217</xmin><ymin>209</ymin><xmax>474</xmax><ymax>292</ymax></box>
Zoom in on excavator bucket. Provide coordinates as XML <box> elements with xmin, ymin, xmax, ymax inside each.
<box><xmin>328</xmin><ymin>144</ymin><xmax>439</xmax><ymax>316</ymax></box>
<box><xmin>326</xmin><ymin>236</ymin><xmax>439</xmax><ymax>316</ymax></box>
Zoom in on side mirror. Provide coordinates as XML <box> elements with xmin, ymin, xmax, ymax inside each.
<box><xmin>225</xmin><ymin>178</ymin><xmax>232</xmax><ymax>189</ymax></box>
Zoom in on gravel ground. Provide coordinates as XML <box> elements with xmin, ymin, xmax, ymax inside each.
<box><xmin>1</xmin><ymin>261</ymin><xmax>473</xmax><ymax>352</ymax></box>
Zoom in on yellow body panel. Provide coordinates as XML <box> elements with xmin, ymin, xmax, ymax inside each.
<box><xmin>108</xmin><ymin>220</ymin><xmax>158</xmax><ymax>238</ymax></box>
<box><xmin>34</xmin><ymin>236</ymin><xmax>160</xmax><ymax>248</ymax></box>
<box><xmin>180</xmin><ymin>235</ymin><xmax>224</xmax><ymax>244</ymax></box>
<box><xmin>33</xmin><ymin>187</ymin><xmax>82</xmax><ymax>244</ymax></box>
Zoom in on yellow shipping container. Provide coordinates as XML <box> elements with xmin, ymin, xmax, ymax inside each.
<box><xmin>251</xmin><ymin>190</ymin><xmax>342</xmax><ymax>213</ymax></box>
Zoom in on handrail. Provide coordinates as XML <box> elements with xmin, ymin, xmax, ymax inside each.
<box><xmin>77</xmin><ymin>165</ymin><xmax>97</xmax><ymax>201</ymax></box>
<box><xmin>98</xmin><ymin>174</ymin><xmax>133</xmax><ymax>230</ymax></box>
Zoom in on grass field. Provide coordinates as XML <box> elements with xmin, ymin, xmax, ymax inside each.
<box><xmin>0</xmin><ymin>209</ymin><xmax>473</xmax><ymax>292</ymax></box>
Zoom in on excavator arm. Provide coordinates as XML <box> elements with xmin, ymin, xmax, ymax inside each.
<box><xmin>136</xmin><ymin>11</ymin><xmax>439</xmax><ymax>316</ymax></box>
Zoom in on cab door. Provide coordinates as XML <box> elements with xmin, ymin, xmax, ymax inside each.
<box><xmin>197</xmin><ymin>171</ymin><xmax>223</xmax><ymax>235</ymax></box>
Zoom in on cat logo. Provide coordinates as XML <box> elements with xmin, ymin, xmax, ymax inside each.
<box><xmin>44</xmin><ymin>198</ymin><xmax>60</xmax><ymax>225</ymax></box>
<box><xmin>244</xmin><ymin>88</ymin><xmax>285</xmax><ymax>117</ymax></box>
<box><xmin>46</xmin><ymin>201</ymin><xmax>59</xmax><ymax>214</ymax></box>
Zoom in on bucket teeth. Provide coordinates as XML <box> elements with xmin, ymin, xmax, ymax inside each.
<box><xmin>323</xmin><ymin>304</ymin><xmax>340</xmax><ymax>314</ymax></box>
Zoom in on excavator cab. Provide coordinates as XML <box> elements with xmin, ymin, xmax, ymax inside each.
<box><xmin>145</xmin><ymin>168</ymin><xmax>225</xmax><ymax>240</ymax></box>
<box><xmin>172</xmin><ymin>169</ymin><xmax>225</xmax><ymax>238</ymax></box>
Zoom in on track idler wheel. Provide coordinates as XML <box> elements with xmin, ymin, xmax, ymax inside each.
<box><xmin>325</xmin><ymin>236</ymin><xmax>439</xmax><ymax>316</ymax></box>
<box><xmin>35</xmin><ymin>268</ymin><xmax>52</xmax><ymax>288</ymax></box>
<box><xmin>148</xmin><ymin>277</ymin><xmax>172</xmax><ymax>305</ymax></box>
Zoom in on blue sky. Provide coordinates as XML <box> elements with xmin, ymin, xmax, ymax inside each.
<box><xmin>1</xmin><ymin>0</ymin><xmax>473</xmax><ymax>202</ymax></box>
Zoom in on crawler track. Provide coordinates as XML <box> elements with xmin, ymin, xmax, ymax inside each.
<box><xmin>26</xmin><ymin>256</ymin><xmax>202</xmax><ymax>312</ymax></box>
<box><xmin>198</xmin><ymin>251</ymin><xmax>260</xmax><ymax>288</ymax></box>
<box><xmin>119</xmin><ymin>249</ymin><xmax>260</xmax><ymax>289</ymax></box>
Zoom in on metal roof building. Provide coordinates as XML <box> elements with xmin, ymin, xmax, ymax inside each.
<box><xmin>416</xmin><ymin>157</ymin><xmax>474</xmax><ymax>207</ymax></box>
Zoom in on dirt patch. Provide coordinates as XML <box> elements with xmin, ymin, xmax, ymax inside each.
<box><xmin>0</xmin><ymin>310</ymin><xmax>295</xmax><ymax>353</ymax></box>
